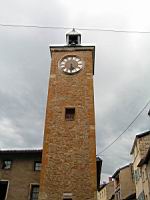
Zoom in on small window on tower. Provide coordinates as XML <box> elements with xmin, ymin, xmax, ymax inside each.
<box><xmin>65</xmin><ymin>108</ymin><xmax>75</xmax><ymax>121</ymax></box>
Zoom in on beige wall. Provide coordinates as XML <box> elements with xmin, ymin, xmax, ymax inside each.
<box><xmin>98</xmin><ymin>181</ymin><xmax>114</xmax><ymax>200</ymax></box>
<box><xmin>98</xmin><ymin>187</ymin><xmax>107</xmax><ymax>200</ymax></box>
<box><xmin>119</xmin><ymin>165</ymin><xmax>135</xmax><ymax>199</ymax></box>
<box><xmin>107</xmin><ymin>181</ymin><xmax>114</xmax><ymax>200</ymax></box>
<box><xmin>113</xmin><ymin>165</ymin><xmax>135</xmax><ymax>200</ymax></box>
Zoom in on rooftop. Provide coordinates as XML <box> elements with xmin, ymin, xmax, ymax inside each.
<box><xmin>0</xmin><ymin>149</ymin><xmax>42</xmax><ymax>154</ymax></box>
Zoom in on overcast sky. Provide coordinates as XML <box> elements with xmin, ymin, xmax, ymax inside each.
<box><xmin>0</xmin><ymin>0</ymin><xmax>150</xmax><ymax>182</ymax></box>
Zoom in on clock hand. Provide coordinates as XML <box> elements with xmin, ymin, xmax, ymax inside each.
<box><xmin>70</xmin><ymin>63</ymin><xmax>75</xmax><ymax>71</ymax></box>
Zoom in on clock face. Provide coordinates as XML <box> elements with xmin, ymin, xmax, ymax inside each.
<box><xmin>59</xmin><ymin>56</ymin><xmax>84</xmax><ymax>74</ymax></box>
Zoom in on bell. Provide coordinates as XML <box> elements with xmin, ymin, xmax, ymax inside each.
<box><xmin>66</xmin><ymin>28</ymin><xmax>81</xmax><ymax>46</ymax></box>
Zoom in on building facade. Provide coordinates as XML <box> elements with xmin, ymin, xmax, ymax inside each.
<box><xmin>0</xmin><ymin>150</ymin><xmax>42</xmax><ymax>200</ymax></box>
<box><xmin>131</xmin><ymin>131</ymin><xmax>150</xmax><ymax>200</ymax></box>
<box><xmin>112</xmin><ymin>164</ymin><xmax>136</xmax><ymax>200</ymax></box>
<box><xmin>39</xmin><ymin>29</ymin><xmax>97</xmax><ymax>200</ymax></box>
<box><xmin>97</xmin><ymin>179</ymin><xmax>114</xmax><ymax>200</ymax></box>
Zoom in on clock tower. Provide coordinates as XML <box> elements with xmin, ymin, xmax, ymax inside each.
<box><xmin>39</xmin><ymin>29</ymin><xmax>97</xmax><ymax>200</ymax></box>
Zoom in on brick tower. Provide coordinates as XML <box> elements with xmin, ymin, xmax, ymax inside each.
<box><xmin>39</xmin><ymin>29</ymin><xmax>97</xmax><ymax>200</ymax></box>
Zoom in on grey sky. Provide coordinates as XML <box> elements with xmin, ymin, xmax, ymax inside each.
<box><xmin>0</xmin><ymin>0</ymin><xmax>150</xmax><ymax>181</ymax></box>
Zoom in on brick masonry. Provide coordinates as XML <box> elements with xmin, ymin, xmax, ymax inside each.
<box><xmin>39</xmin><ymin>46</ymin><xmax>97</xmax><ymax>200</ymax></box>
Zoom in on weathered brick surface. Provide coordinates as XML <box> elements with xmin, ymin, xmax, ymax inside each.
<box><xmin>39</xmin><ymin>47</ymin><xmax>97</xmax><ymax>200</ymax></box>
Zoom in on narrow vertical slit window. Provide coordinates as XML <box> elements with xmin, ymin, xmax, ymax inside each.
<box><xmin>65</xmin><ymin>108</ymin><xmax>75</xmax><ymax>121</ymax></box>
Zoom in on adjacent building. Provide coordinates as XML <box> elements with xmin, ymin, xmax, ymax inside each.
<box><xmin>112</xmin><ymin>164</ymin><xmax>136</xmax><ymax>200</ymax></box>
<box><xmin>0</xmin><ymin>149</ymin><xmax>42</xmax><ymax>200</ymax></box>
<box><xmin>97</xmin><ymin>178</ymin><xmax>114</xmax><ymax>200</ymax></box>
<box><xmin>130</xmin><ymin>131</ymin><xmax>150</xmax><ymax>200</ymax></box>
<box><xmin>97</xmin><ymin>130</ymin><xmax>150</xmax><ymax>200</ymax></box>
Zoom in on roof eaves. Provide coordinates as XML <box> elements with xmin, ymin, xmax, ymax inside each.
<box><xmin>0</xmin><ymin>149</ymin><xmax>42</xmax><ymax>154</ymax></box>
<box><xmin>98</xmin><ymin>183</ymin><xmax>107</xmax><ymax>191</ymax></box>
